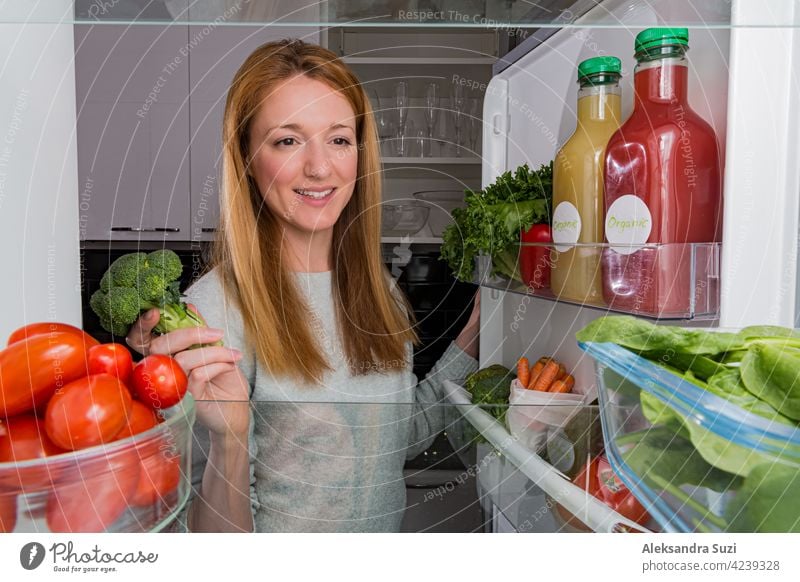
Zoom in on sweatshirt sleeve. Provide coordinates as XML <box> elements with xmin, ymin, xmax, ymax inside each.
<box><xmin>406</xmin><ymin>339</ymin><xmax>479</xmax><ymax>460</ymax></box>
<box><xmin>167</xmin><ymin>268</ymin><xmax>260</xmax><ymax>532</ymax></box>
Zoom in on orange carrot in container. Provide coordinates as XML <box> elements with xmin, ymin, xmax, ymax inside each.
<box><xmin>556</xmin><ymin>363</ymin><xmax>567</xmax><ymax>381</ymax></box>
<box><xmin>532</xmin><ymin>360</ymin><xmax>559</xmax><ymax>391</ymax></box>
<box><xmin>563</xmin><ymin>374</ymin><xmax>575</xmax><ymax>391</ymax></box>
<box><xmin>549</xmin><ymin>380</ymin><xmax>571</xmax><ymax>394</ymax></box>
<box><xmin>527</xmin><ymin>360</ymin><xmax>545</xmax><ymax>389</ymax></box>
<box><xmin>517</xmin><ymin>357</ymin><xmax>530</xmax><ymax>388</ymax></box>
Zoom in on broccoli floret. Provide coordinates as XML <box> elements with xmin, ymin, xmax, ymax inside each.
<box><xmin>106</xmin><ymin>287</ymin><xmax>142</xmax><ymax>324</ymax></box>
<box><xmin>99</xmin><ymin>270</ymin><xmax>112</xmax><ymax>292</ymax></box>
<box><xmin>90</xmin><ymin>250</ymin><xmax>217</xmax><ymax>347</ymax></box>
<box><xmin>147</xmin><ymin>249</ymin><xmax>183</xmax><ymax>282</ymax></box>
<box><xmin>108</xmin><ymin>253</ymin><xmax>148</xmax><ymax>287</ymax></box>
<box><xmin>136</xmin><ymin>268</ymin><xmax>172</xmax><ymax>305</ymax></box>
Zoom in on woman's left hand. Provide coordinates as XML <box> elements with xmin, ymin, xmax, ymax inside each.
<box><xmin>455</xmin><ymin>289</ymin><xmax>480</xmax><ymax>359</ymax></box>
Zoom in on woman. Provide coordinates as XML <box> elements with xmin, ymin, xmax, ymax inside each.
<box><xmin>126</xmin><ymin>39</ymin><xmax>480</xmax><ymax>532</ymax></box>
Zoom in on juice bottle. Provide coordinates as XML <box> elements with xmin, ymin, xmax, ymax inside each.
<box><xmin>602</xmin><ymin>28</ymin><xmax>722</xmax><ymax>316</ymax></box>
<box><xmin>551</xmin><ymin>56</ymin><xmax>622</xmax><ymax>304</ymax></box>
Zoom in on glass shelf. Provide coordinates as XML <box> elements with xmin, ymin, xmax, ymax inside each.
<box><xmin>474</xmin><ymin>242</ymin><xmax>720</xmax><ymax>321</ymax></box>
<box><xmin>9</xmin><ymin>0</ymin><xmax>793</xmax><ymax>28</ymax></box>
<box><xmin>382</xmin><ymin>156</ymin><xmax>481</xmax><ymax>165</ymax></box>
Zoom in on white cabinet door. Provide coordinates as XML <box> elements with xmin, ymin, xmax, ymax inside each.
<box><xmin>75</xmin><ymin>24</ymin><xmax>191</xmax><ymax>241</ymax></box>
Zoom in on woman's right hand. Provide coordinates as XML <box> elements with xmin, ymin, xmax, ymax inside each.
<box><xmin>125</xmin><ymin>307</ymin><xmax>250</xmax><ymax>437</ymax></box>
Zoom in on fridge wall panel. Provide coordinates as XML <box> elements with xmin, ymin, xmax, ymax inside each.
<box><xmin>721</xmin><ymin>1</ymin><xmax>800</xmax><ymax>328</ymax></box>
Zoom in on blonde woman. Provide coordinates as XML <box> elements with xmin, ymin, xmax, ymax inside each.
<box><xmin>126</xmin><ymin>39</ymin><xmax>480</xmax><ymax>533</ymax></box>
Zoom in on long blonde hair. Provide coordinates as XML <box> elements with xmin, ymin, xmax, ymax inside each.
<box><xmin>210</xmin><ymin>39</ymin><xmax>418</xmax><ymax>385</ymax></box>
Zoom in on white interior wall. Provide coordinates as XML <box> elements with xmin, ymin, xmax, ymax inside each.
<box><xmin>0</xmin><ymin>1</ymin><xmax>81</xmax><ymax>339</ymax></box>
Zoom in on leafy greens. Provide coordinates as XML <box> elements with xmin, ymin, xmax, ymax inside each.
<box><xmin>441</xmin><ymin>162</ymin><xmax>552</xmax><ymax>282</ymax></box>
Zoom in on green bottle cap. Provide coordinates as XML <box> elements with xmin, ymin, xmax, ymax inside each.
<box><xmin>634</xmin><ymin>27</ymin><xmax>689</xmax><ymax>54</ymax></box>
<box><xmin>577</xmin><ymin>56</ymin><xmax>622</xmax><ymax>81</ymax></box>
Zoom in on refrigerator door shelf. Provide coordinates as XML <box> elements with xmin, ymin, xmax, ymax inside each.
<box><xmin>442</xmin><ymin>380</ymin><xmax>650</xmax><ymax>533</ymax></box>
<box><xmin>473</xmin><ymin>242</ymin><xmax>721</xmax><ymax>321</ymax></box>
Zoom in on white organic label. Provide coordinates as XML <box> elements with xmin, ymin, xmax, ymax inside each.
<box><xmin>605</xmin><ymin>195</ymin><xmax>652</xmax><ymax>255</ymax></box>
<box><xmin>552</xmin><ymin>201</ymin><xmax>581</xmax><ymax>252</ymax></box>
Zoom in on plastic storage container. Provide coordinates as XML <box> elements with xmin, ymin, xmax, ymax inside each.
<box><xmin>0</xmin><ymin>395</ymin><xmax>195</xmax><ymax>533</ymax></box>
<box><xmin>580</xmin><ymin>341</ymin><xmax>800</xmax><ymax>533</ymax></box>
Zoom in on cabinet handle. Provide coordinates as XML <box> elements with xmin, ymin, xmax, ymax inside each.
<box><xmin>111</xmin><ymin>227</ymin><xmax>181</xmax><ymax>232</ymax></box>
<box><xmin>201</xmin><ymin>228</ymin><xmax>217</xmax><ymax>233</ymax></box>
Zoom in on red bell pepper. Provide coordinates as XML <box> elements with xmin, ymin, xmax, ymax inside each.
<box><xmin>519</xmin><ymin>224</ymin><xmax>552</xmax><ymax>289</ymax></box>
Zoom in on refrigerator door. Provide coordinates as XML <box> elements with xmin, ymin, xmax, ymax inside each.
<box><xmin>472</xmin><ymin>0</ymin><xmax>800</xmax><ymax>532</ymax></box>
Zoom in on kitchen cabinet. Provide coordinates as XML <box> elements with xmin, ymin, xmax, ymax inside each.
<box><xmin>74</xmin><ymin>24</ymin><xmax>191</xmax><ymax>241</ymax></box>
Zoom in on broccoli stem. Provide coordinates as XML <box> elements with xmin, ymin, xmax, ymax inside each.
<box><xmin>146</xmin><ymin>301</ymin><xmax>223</xmax><ymax>347</ymax></box>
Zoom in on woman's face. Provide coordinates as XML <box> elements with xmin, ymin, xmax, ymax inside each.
<box><xmin>247</xmin><ymin>75</ymin><xmax>359</xmax><ymax>238</ymax></box>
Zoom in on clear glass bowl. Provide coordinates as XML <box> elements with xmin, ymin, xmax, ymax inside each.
<box><xmin>0</xmin><ymin>394</ymin><xmax>195</xmax><ymax>533</ymax></box>
<box><xmin>381</xmin><ymin>203</ymin><xmax>430</xmax><ymax>237</ymax></box>
<box><xmin>580</xmin><ymin>341</ymin><xmax>800</xmax><ymax>532</ymax></box>
<box><xmin>411</xmin><ymin>190</ymin><xmax>465</xmax><ymax>236</ymax></box>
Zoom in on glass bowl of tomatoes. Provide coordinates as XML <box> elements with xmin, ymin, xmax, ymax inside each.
<box><xmin>0</xmin><ymin>324</ymin><xmax>197</xmax><ymax>533</ymax></box>
<box><xmin>0</xmin><ymin>394</ymin><xmax>195</xmax><ymax>533</ymax></box>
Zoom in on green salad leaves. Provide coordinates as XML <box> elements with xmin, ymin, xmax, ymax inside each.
<box><xmin>579</xmin><ymin>316</ymin><xmax>800</xmax><ymax>532</ymax></box>
<box><xmin>441</xmin><ymin>162</ymin><xmax>552</xmax><ymax>282</ymax></box>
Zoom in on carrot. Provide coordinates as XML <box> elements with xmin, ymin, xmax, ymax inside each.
<box><xmin>549</xmin><ymin>380</ymin><xmax>571</xmax><ymax>394</ymax></box>
<box><xmin>532</xmin><ymin>360</ymin><xmax>559</xmax><ymax>391</ymax></box>
<box><xmin>556</xmin><ymin>363</ymin><xmax>567</xmax><ymax>381</ymax></box>
<box><xmin>563</xmin><ymin>374</ymin><xmax>575</xmax><ymax>391</ymax></box>
<box><xmin>527</xmin><ymin>360</ymin><xmax>545</xmax><ymax>389</ymax></box>
<box><xmin>517</xmin><ymin>357</ymin><xmax>530</xmax><ymax>388</ymax></box>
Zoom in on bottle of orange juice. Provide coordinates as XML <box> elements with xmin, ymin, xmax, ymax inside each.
<box><xmin>551</xmin><ymin>56</ymin><xmax>623</xmax><ymax>304</ymax></box>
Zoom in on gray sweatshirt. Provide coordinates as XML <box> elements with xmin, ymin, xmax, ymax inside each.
<box><xmin>172</xmin><ymin>268</ymin><xmax>478</xmax><ymax>532</ymax></box>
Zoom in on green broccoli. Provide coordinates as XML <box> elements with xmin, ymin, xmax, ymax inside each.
<box><xmin>90</xmin><ymin>249</ymin><xmax>212</xmax><ymax>342</ymax></box>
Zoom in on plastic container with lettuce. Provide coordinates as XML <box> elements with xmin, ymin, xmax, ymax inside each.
<box><xmin>441</xmin><ymin>162</ymin><xmax>552</xmax><ymax>282</ymax></box>
<box><xmin>577</xmin><ymin>316</ymin><xmax>800</xmax><ymax>532</ymax></box>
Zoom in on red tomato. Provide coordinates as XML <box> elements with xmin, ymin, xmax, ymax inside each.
<box><xmin>44</xmin><ymin>374</ymin><xmax>132</xmax><ymax>451</ymax></box>
<box><xmin>596</xmin><ymin>456</ymin><xmax>651</xmax><ymax>526</ymax></box>
<box><xmin>0</xmin><ymin>414</ymin><xmax>66</xmax><ymax>490</ymax></box>
<box><xmin>45</xmin><ymin>447</ymin><xmax>140</xmax><ymax>532</ymax></box>
<box><xmin>131</xmin><ymin>355</ymin><xmax>188</xmax><ymax>410</ymax></box>
<box><xmin>572</xmin><ymin>455</ymin><xmax>600</xmax><ymax>496</ymax></box>
<box><xmin>0</xmin><ymin>492</ymin><xmax>15</xmax><ymax>532</ymax></box>
<box><xmin>88</xmin><ymin>343</ymin><xmax>134</xmax><ymax>385</ymax></box>
<box><xmin>520</xmin><ymin>224</ymin><xmax>552</xmax><ymax>289</ymax></box>
<box><xmin>114</xmin><ymin>401</ymin><xmax>158</xmax><ymax>441</ymax></box>
<box><xmin>0</xmin><ymin>331</ymin><xmax>91</xmax><ymax>417</ymax></box>
<box><xmin>131</xmin><ymin>445</ymin><xmax>182</xmax><ymax>507</ymax></box>
<box><xmin>7</xmin><ymin>322</ymin><xmax>99</xmax><ymax>350</ymax></box>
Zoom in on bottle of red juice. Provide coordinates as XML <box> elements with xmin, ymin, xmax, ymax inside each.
<box><xmin>602</xmin><ymin>28</ymin><xmax>722</xmax><ymax>316</ymax></box>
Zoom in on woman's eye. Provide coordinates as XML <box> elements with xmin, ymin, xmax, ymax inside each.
<box><xmin>332</xmin><ymin>137</ymin><xmax>351</xmax><ymax>146</ymax></box>
<box><xmin>275</xmin><ymin>137</ymin><xmax>296</xmax><ymax>147</ymax></box>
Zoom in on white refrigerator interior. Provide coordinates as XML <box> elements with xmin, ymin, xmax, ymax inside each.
<box><xmin>476</xmin><ymin>0</ymin><xmax>800</xmax><ymax>531</ymax></box>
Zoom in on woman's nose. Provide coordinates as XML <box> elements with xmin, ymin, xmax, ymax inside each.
<box><xmin>303</xmin><ymin>141</ymin><xmax>332</xmax><ymax>179</ymax></box>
